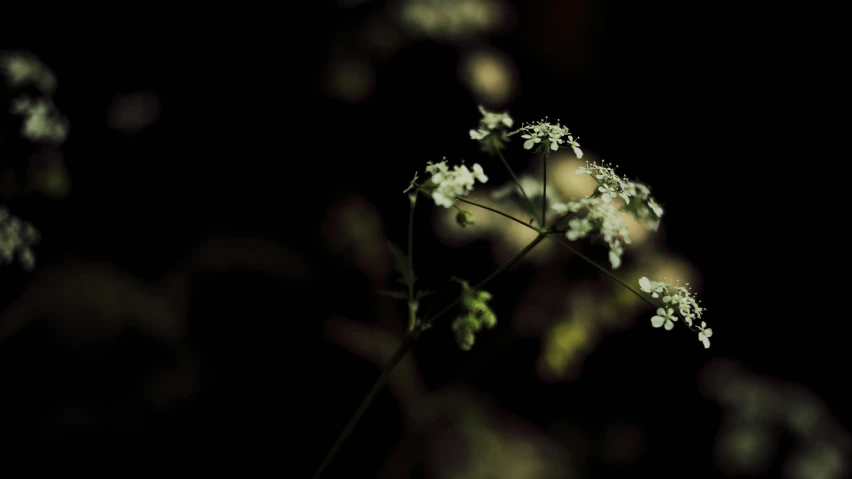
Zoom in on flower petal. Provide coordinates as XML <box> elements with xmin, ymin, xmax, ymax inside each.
<box><xmin>664</xmin><ymin>320</ymin><xmax>674</xmax><ymax>331</ymax></box>
<box><xmin>651</xmin><ymin>316</ymin><xmax>664</xmax><ymax>328</ymax></box>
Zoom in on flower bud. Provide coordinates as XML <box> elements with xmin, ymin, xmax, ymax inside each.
<box><xmin>456</xmin><ymin>210</ymin><xmax>476</xmax><ymax>227</ymax></box>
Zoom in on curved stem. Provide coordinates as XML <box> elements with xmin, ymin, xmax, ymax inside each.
<box><xmin>456</xmin><ymin>197</ymin><xmax>539</xmax><ymax>232</ymax></box>
<box><xmin>407</xmin><ymin>197</ymin><xmax>417</xmax><ymax>330</ymax></box>
<box><xmin>313</xmin><ymin>233</ymin><xmax>546</xmax><ymax>479</ymax></box>
<box><xmin>496</xmin><ymin>149</ymin><xmax>540</xmax><ymax>226</ymax></box>
<box><xmin>311</xmin><ymin>334</ymin><xmax>415</xmax><ymax>479</ymax></box>
<box><xmin>422</xmin><ymin>233</ymin><xmax>546</xmax><ymax>328</ymax></box>
<box><xmin>546</xmin><ymin>234</ymin><xmax>656</xmax><ymax>308</ymax></box>
<box><xmin>541</xmin><ymin>148</ymin><xmax>548</xmax><ymax>229</ymax></box>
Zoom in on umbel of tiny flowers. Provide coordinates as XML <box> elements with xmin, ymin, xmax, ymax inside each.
<box><xmin>639</xmin><ymin>277</ymin><xmax>713</xmax><ymax>348</ymax></box>
<box><xmin>469</xmin><ymin>105</ymin><xmax>513</xmax><ymax>154</ymax></box>
<box><xmin>417</xmin><ymin>158</ymin><xmax>488</xmax><ymax>208</ymax></box>
<box><xmin>451</xmin><ymin>278</ymin><xmax>497</xmax><ymax>351</ymax></box>
<box><xmin>515</xmin><ymin>118</ymin><xmax>582</xmax><ymax>157</ymax></box>
<box><xmin>551</xmin><ymin>197</ymin><xmax>631</xmax><ymax>269</ymax></box>
<box><xmin>576</xmin><ymin>160</ymin><xmax>663</xmax><ymax>232</ymax></box>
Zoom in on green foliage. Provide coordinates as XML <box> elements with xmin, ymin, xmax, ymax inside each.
<box><xmin>451</xmin><ymin>279</ymin><xmax>497</xmax><ymax>351</ymax></box>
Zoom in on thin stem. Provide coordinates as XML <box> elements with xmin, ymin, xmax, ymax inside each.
<box><xmin>496</xmin><ymin>149</ymin><xmax>540</xmax><ymax>226</ymax></box>
<box><xmin>423</xmin><ymin>233</ymin><xmax>546</xmax><ymax>328</ymax></box>
<box><xmin>313</xmin><ymin>233</ymin><xmax>546</xmax><ymax>479</ymax></box>
<box><xmin>407</xmin><ymin>196</ymin><xmax>417</xmax><ymax>331</ymax></box>
<box><xmin>456</xmin><ymin>197</ymin><xmax>540</xmax><ymax>232</ymax></box>
<box><xmin>311</xmin><ymin>334</ymin><xmax>415</xmax><ymax>479</ymax></box>
<box><xmin>541</xmin><ymin>148</ymin><xmax>548</xmax><ymax>229</ymax></box>
<box><xmin>546</xmin><ymin>234</ymin><xmax>656</xmax><ymax>308</ymax></box>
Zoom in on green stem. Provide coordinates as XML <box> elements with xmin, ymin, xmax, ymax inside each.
<box><xmin>311</xmin><ymin>333</ymin><xmax>415</xmax><ymax>479</ymax></box>
<box><xmin>546</xmin><ymin>233</ymin><xmax>656</xmax><ymax>308</ymax></box>
<box><xmin>541</xmin><ymin>148</ymin><xmax>548</xmax><ymax>229</ymax></box>
<box><xmin>496</xmin><ymin>149</ymin><xmax>540</xmax><ymax>226</ymax></box>
<box><xmin>423</xmin><ymin>233</ymin><xmax>546</xmax><ymax>328</ymax></box>
<box><xmin>407</xmin><ymin>196</ymin><xmax>417</xmax><ymax>331</ymax></box>
<box><xmin>456</xmin><ymin>197</ymin><xmax>540</xmax><ymax>232</ymax></box>
<box><xmin>312</xmin><ymin>233</ymin><xmax>546</xmax><ymax>479</ymax></box>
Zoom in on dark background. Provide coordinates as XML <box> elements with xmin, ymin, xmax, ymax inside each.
<box><xmin>0</xmin><ymin>2</ymin><xmax>841</xmax><ymax>477</ymax></box>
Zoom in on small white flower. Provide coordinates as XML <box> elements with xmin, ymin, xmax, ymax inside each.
<box><xmin>423</xmin><ymin>159</ymin><xmax>488</xmax><ymax>208</ymax></box>
<box><xmin>472</xmin><ymin>163</ymin><xmax>488</xmax><ymax>183</ymax></box>
<box><xmin>567</xmin><ymin>135</ymin><xmax>583</xmax><ymax>159</ymax></box>
<box><xmin>565</xmin><ymin>218</ymin><xmax>592</xmax><ymax>241</ymax></box>
<box><xmin>639</xmin><ymin>277</ymin><xmax>669</xmax><ymax>300</ymax></box>
<box><xmin>551</xmin><ymin>203</ymin><xmax>569</xmax><ymax>214</ymax></box>
<box><xmin>470</xmin><ymin>106</ymin><xmax>513</xmax><ymax>148</ymax></box>
<box><xmin>650</xmin><ymin>307</ymin><xmax>678</xmax><ymax>330</ymax></box>
<box><xmin>469</xmin><ymin>129</ymin><xmax>488</xmax><ymax>140</ymax></box>
<box><xmin>608</xmin><ymin>250</ymin><xmax>622</xmax><ymax>269</ymax></box>
<box><xmin>521</xmin><ymin>132</ymin><xmax>541</xmax><ymax>150</ymax></box>
<box><xmin>698</xmin><ymin>321</ymin><xmax>713</xmax><ymax>348</ymax></box>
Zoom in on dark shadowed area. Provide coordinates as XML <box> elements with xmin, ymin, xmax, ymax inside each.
<box><xmin>0</xmin><ymin>2</ymin><xmax>842</xmax><ymax>478</ymax></box>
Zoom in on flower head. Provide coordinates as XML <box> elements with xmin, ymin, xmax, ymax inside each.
<box><xmin>516</xmin><ymin>118</ymin><xmax>581</xmax><ymax>155</ymax></box>
<box><xmin>551</xmin><ymin>197</ymin><xmax>631</xmax><ymax>269</ymax></box>
<box><xmin>422</xmin><ymin>158</ymin><xmax>488</xmax><ymax>208</ymax></box>
<box><xmin>576</xmin><ymin>161</ymin><xmax>664</xmax><ymax>231</ymax></box>
<box><xmin>639</xmin><ymin>277</ymin><xmax>711</xmax><ymax>348</ymax></box>
<box><xmin>469</xmin><ymin>105</ymin><xmax>513</xmax><ymax>153</ymax></box>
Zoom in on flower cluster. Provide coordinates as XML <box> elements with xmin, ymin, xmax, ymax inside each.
<box><xmin>576</xmin><ymin>161</ymin><xmax>663</xmax><ymax>231</ymax></box>
<box><xmin>399</xmin><ymin>0</ymin><xmax>507</xmax><ymax>42</ymax></box>
<box><xmin>451</xmin><ymin>279</ymin><xmax>497</xmax><ymax>350</ymax></box>
<box><xmin>552</xmin><ymin>197</ymin><xmax>631</xmax><ymax>268</ymax></box>
<box><xmin>2</xmin><ymin>51</ymin><xmax>69</xmax><ymax>144</ymax></box>
<box><xmin>516</xmin><ymin>119</ymin><xmax>582</xmax><ymax>157</ymax></box>
<box><xmin>469</xmin><ymin>106</ymin><xmax>513</xmax><ymax>154</ymax></box>
<box><xmin>0</xmin><ymin>207</ymin><xmax>40</xmax><ymax>271</ymax></box>
<box><xmin>639</xmin><ymin>277</ymin><xmax>712</xmax><ymax>348</ymax></box>
<box><xmin>422</xmin><ymin>158</ymin><xmax>489</xmax><ymax>208</ymax></box>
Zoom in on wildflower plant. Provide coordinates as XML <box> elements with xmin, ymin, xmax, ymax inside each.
<box><xmin>313</xmin><ymin>105</ymin><xmax>715</xmax><ymax>478</ymax></box>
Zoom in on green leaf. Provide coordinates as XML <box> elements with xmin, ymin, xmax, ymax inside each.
<box><xmin>387</xmin><ymin>241</ymin><xmax>414</xmax><ymax>288</ymax></box>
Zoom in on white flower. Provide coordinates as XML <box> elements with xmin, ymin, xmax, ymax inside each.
<box><xmin>651</xmin><ymin>308</ymin><xmax>678</xmax><ymax>330</ymax></box>
<box><xmin>698</xmin><ymin>321</ymin><xmax>713</xmax><ymax>348</ymax></box>
<box><xmin>557</xmin><ymin>197</ymin><xmax>630</xmax><ymax>269</ymax></box>
<box><xmin>640</xmin><ymin>277</ymin><xmax>710</xmax><ymax>346</ymax></box>
<box><xmin>639</xmin><ymin>277</ymin><xmax>666</xmax><ymax>298</ymax></box>
<box><xmin>517</xmin><ymin>119</ymin><xmax>573</xmax><ymax>152</ymax></box>
<box><xmin>566</xmin><ymin>218</ymin><xmax>592</xmax><ymax>241</ymax></box>
<box><xmin>470</xmin><ymin>106</ymin><xmax>513</xmax><ymax>148</ymax></box>
<box><xmin>567</xmin><ymin>135</ymin><xmax>583</xmax><ymax>159</ymax></box>
<box><xmin>521</xmin><ymin>132</ymin><xmax>541</xmax><ymax>150</ymax></box>
<box><xmin>608</xmin><ymin>250</ymin><xmax>622</xmax><ymax>269</ymax></box>
<box><xmin>423</xmin><ymin>159</ymin><xmax>488</xmax><ymax>208</ymax></box>
<box><xmin>472</xmin><ymin>163</ymin><xmax>488</xmax><ymax>183</ymax></box>
<box><xmin>469</xmin><ymin>129</ymin><xmax>488</xmax><ymax>140</ymax></box>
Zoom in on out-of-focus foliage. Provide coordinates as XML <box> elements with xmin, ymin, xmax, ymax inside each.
<box><xmin>701</xmin><ymin>358</ymin><xmax>851</xmax><ymax>478</ymax></box>
<box><xmin>326</xmin><ymin>0</ymin><xmax>517</xmax><ymax>106</ymax></box>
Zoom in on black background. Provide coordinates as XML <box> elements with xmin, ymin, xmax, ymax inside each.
<box><xmin>0</xmin><ymin>2</ymin><xmax>839</xmax><ymax>477</ymax></box>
